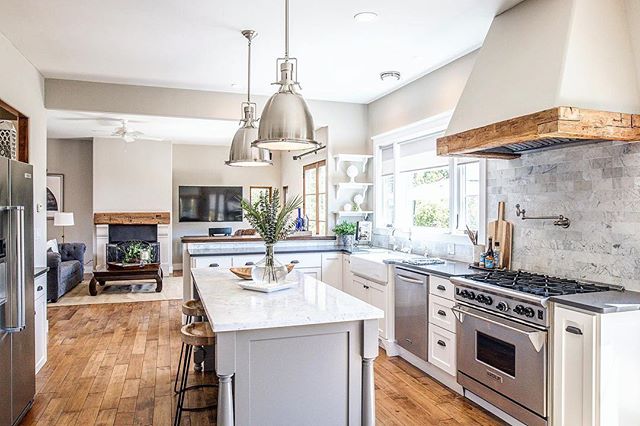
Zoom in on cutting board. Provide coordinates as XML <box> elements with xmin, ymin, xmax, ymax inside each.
<box><xmin>487</xmin><ymin>201</ymin><xmax>513</xmax><ymax>269</ymax></box>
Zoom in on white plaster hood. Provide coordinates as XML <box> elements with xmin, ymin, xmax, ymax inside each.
<box><xmin>437</xmin><ymin>0</ymin><xmax>640</xmax><ymax>159</ymax></box>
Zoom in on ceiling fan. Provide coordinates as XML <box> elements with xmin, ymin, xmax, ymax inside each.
<box><xmin>97</xmin><ymin>119</ymin><xmax>162</xmax><ymax>143</ymax></box>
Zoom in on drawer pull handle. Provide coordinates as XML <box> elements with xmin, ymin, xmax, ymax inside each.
<box><xmin>437</xmin><ymin>340</ymin><xmax>446</xmax><ymax>347</ymax></box>
<box><xmin>245</xmin><ymin>262</ymin><xmax>254</xmax><ymax>266</ymax></box>
<box><xmin>566</xmin><ymin>326</ymin><xmax>583</xmax><ymax>335</ymax></box>
<box><xmin>437</xmin><ymin>285</ymin><xmax>446</xmax><ymax>291</ymax></box>
<box><xmin>209</xmin><ymin>263</ymin><xmax>219</xmax><ymax>268</ymax></box>
<box><xmin>37</xmin><ymin>285</ymin><xmax>43</xmax><ymax>291</ymax></box>
<box><xmin>437</xmin><ymin>309</ymin><xmax>446</xmax><ymax>317</ymax></box>
<box><xmin>364</xmin><ymin>285</ymin><xmax>370</xmax><ymax>289</ymax></box>
<box><xmin>290</xmin><ymin>260</ymin><xmax>300</xmax><ymax>264</ymax></box>
<box><xmin>404</xmin><ymin>338</ymin><xmax>413</xmax><ymax>344</ymax></box>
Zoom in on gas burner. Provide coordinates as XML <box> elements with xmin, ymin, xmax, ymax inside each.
<box><xmin>463</xmin><ymin>270</ymin><xmax>611</xmax><ymax>297</ymax></box>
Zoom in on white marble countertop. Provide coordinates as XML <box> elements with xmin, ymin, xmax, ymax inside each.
<box><xmin>191</xmin><ymin>268</ymin><xmax>384</xmax><ymax>333</ymax></box>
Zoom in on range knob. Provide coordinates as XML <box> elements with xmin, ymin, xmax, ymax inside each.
<box><xmin>459</xmin><ymin>290</ymin><xmax>469</xmax><ymax>298</ymax></box>
<box><xmin>514</xmin><ymin>305</ymin><xmax>526</xmax><ymax>315</ymax></box>
<box><xmin>468</xmin><ymin>291</ymin><xmax>476</xmax><ymax>300</ymax></box>
<box><xmin>476</xmin><ymin>294</ymin><xmax>486</xmax><ymax>303</ymax></box>
<box><xmin>524</xmin><ymin>307</ymin><xmax>535</xmax><ymax>318</ymax></box>
<box><xmin>484</xmin><ymin>296</ymin><xmax>493</xmax><ymax>305</ymax></box>
<box><xmin>496</xmin><ymin>301</ymin><xmax>509</xmax><ymax>312</ymax></box>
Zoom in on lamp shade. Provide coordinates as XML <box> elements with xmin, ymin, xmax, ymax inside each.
<box><xmin>53</xmin><ymin>212</ymin><xmax>74</xmax><ymax>227</ymax></box>
<box><xmin>226</xmin><ymin>105</ymin><xmax>272</xmax><ymax>167</ymax></box>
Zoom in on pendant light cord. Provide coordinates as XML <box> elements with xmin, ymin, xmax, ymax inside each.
<box><xmin>284</xmin><ymin>0</ymin><xmax>289</xmax><ymax>60</ymax></box>
<box><xmin>247</xmin><ymin>36</ymin><xmax>252</xmax><ymax>103</ymax></box>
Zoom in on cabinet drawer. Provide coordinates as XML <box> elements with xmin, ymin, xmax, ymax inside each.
<box><xmin>276</xmin><ymin>252</ymin><xmax>321</xmax><ymax>268</ymax></box>
<box><xmin>429</xmin><ymin>275</ymin><xmax>454</xmax><ymax>300</ymax></box>
<box><xmin>232</xmin><ymin>254</ymin><xmax>264</xmax><ymax>267</ymax></box>
<box><xmin>428</xmin><ymin>325</ymin><xmax>456</xmax><ymax>376</ymax></box>
<box><xmin>193</xmin><ymin>256</ymin><xmax>233</xmax><ymax>269</ymax></box>
<box><xmin>429</xmin><ymin>295</ymin><xmax>456</xmax><ymax>333</ymax></box>
<box><xmin>34</xmin><ymin>274</ymin><xmax>47</xmax><ymax>300</ymax></box>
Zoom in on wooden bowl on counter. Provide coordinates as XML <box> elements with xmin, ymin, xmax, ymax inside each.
<box><xmin>229</xmin><ymin>264</ymin><xmax>295</xmax><ymax>280</ymax></box>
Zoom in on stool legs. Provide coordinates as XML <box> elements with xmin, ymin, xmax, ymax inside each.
<box><xmin>173</xmin><ymin>315</ymin><xmax>192</xmax><ymax>394</ymax></box>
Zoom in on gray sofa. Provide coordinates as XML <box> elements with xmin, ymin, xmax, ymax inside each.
<box><xmin>47</xmin><ymin>243</ymin><xmax>86</xmax><ymax>302</ymax></box>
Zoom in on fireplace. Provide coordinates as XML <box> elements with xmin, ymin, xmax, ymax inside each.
<box><xmin>94</xmin><ymin>212</ymin><xmax>171</xmax><ymax>272</ymax></box>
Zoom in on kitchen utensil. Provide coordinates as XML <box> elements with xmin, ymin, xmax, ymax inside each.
<box><xmin>486</xmin><ymin>201</ymin><xmax>513</xmax><ymax>269</ymax></box>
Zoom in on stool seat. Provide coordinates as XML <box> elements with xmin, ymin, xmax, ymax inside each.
<box><xmin>181</xmin><ymin>322</ymin><xmax>215</xmax><ymax>347</ymax></box>
<box><xmin>182</xmin><ymin>299</ymin><xmax>206</xmax><ymax>317</ymax></box>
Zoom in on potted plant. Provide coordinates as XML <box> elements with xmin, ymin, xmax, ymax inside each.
<box><xmin>333</xmin><ymin>222</ymin><xmax>357</xmax><ymax>247</ymax></box>
<box><xmin>240</xmin><ymin>189</ymin><xmax>302</xmax><ymax>284</ymax></box>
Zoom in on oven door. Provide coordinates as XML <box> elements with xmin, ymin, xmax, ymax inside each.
<box><xmin>453</xmin><ymin>304</ymin><xmax>547</xmax><ymax>417</ymax></box>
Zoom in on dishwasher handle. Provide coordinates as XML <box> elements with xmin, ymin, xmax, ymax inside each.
<box><xmin>396</xmin><ymin>274</ymin><xmax>424</xmax><ymax>285</ymax></box>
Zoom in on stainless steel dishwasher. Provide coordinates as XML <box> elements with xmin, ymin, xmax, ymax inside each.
<box><xmin>394</xmin><ymin>267</ymin><xmax>428</xmax><ymax>361</ymax></box>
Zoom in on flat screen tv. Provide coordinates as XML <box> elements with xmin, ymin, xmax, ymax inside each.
<box><xmin>178</xmin><ymin>186</ymin><xmax>243</xmax><ymax>222</ymax></box>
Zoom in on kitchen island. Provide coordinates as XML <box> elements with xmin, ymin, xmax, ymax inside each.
<box><xmin>191</xmin><ymin>267</ymin><xmax>383</xmax><ymax>426</ymax></box>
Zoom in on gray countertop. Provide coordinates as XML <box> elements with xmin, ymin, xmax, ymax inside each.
<box><xmin>385</xmin><ymin>259</ymin><xmax>472</xmax><ymax>278</ymax></box>
<box><xmin>550</xmin><ymin>290</ymin><xmax>640</xmax><ymax>314</ymax></box>
<box><xmin>188</xmin><ymin>245</ymin><xmax>351</xmax><ymax>257</ymax></box>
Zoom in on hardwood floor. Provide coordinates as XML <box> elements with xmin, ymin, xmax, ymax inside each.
<box><xmin>21</xmin><ymin>301</ymin><xmax>504</xmax><ymax>426</ymax></box>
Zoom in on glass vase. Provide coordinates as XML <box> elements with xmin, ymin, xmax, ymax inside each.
<box><xmin>251</xmin><ymin>244</ymin><xmax>288</xmax><ymax>285</ymax></box>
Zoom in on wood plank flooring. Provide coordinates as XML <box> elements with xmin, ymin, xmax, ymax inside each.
<box><xmin>21</xmin><ymin>300</ymin><xmax>504</xmax><ymax>425</ymax></box>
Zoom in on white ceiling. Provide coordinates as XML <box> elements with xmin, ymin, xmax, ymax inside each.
<box><xmin>0</xmin><ymin>0</ymin><xmax>522</xmax><ymax>103</ymax></box>
<box><xmin>47</xmin><ymin>110</ymin><xmax>240</xmax><ymax>145</ymax></box>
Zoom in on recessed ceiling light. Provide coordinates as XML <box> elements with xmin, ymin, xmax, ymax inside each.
<box><xmin>354</xmin><ymin>12</ymin><xmax>378</xmax><ymax>23</ymax></box>
<box><xmin>380</xmin><ymin>71</ymin><xmax>401</xmax><ymax>82</ymax></box>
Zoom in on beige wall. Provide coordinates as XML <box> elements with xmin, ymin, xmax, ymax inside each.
<box><xmin>367</xmin><ymin>51</ymin><xmax>477</xmax><ymax>138</ymax></box>
<box><xmin>46</xmin><ymin>138</ymin><xmax>93</xmax><ymax>265</ymax></box>
<box><xmin>172</xmin><ymin>144</ymin><xmax>283</xmax><ymax>267</ymax></box>
<box><xmin>0</xmin><ymin>33</ymin><xmax>47</xmax><ymax>267</ymax></box>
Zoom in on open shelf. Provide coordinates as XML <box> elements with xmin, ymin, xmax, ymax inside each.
<box><xmin>334</xmin><ymin>182</ymin><xmax>373</xmax><ymax>197</ymax></box>
<box><xmin>334</xmin><ymin>154</ymin><xmax>374</xmax><ymax>173</ymax></box>
<box><xmin>332</xmin><ymin>210</ymin><xmax>373</xmax><ymax>217</ymax></box>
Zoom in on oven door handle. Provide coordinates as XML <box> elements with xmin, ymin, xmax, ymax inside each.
<box><xmin>452</xmin><ymin>305</ymin><xmax>547</xmax><ymax>352</ymax></box>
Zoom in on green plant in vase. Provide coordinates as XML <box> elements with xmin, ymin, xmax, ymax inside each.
<box><xmin>333</xmin><ymin>221</ymin><xmax>357</xmax><ymax>247</ymax></box>
<box><xmin>240</xmin><ymin>189</ymin><xmax>302</xmax><ymax>284</ymax></box>
<box><xmin>119</xmin><ymin>241</ymin><xmax>153</xmax><ymax>265</ymax></box>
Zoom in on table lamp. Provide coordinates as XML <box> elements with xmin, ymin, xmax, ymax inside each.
<box><xmin>53</xmin><ymin>212</ymin><xmax>74</xmax><ymax>243</ymax></box>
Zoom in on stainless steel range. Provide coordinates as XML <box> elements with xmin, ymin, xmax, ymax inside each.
<box><xmin>451</xmin><ymin>270</ymin><xmax>617</xmax><ymax>426</ymax></box>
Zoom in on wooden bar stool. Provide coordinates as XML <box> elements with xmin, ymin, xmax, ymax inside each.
<box><xmin>174</xmin><ymin>299</ymin><xmax>206</xmax><ymax>393</ymax></box>
<box><xmin>174</xmin><ymin>322</ymin><xmax>217</xmax><ymax>426</ymax></box>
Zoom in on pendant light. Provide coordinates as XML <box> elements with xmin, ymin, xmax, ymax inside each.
<box><xmin>226</xmin><ymin>30</ymin><xmax>273</xmax><ymax>167</ymax></box>
<box><xmin>253</xmin><ymin>0</ymin><xmax>319</xmax><ymax>151</ymax></box>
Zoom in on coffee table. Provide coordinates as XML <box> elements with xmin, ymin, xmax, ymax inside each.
<box><xmin>89</xmin><ymin>264</ymin><xmax>163</xmax><ymax>296</ymax></box>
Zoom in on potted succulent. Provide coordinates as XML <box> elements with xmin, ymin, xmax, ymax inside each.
<box><xmin>240</xmin><ymin>189</ymin><xmax>302</xmax><ymax>284</ymax></box>
<box><xmin>333</xmin><ymin>221</ymin><xmax>357</xmax><ymax>248</ymax></box>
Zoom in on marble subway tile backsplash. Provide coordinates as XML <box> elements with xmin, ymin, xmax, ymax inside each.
<box><xmin>487</xmin><ymin>141</ymin><xmax>640</xmax><ymax>291</ymax></box>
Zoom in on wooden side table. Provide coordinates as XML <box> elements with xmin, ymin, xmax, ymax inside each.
<box><xmin>89</xmin><ymin>264</ymin><xmax>163</xmax><ymax>296</ymax></box>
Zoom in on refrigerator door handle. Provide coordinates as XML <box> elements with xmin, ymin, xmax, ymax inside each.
<box><xmin>2</xmin><ymin>205</ymin><xmax>25</xmax><ymax>333</ymax></box>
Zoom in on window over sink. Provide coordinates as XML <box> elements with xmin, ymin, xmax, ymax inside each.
<box><xmin>373</xmin><ymin>113</ymin><xmax>486</xmax><ymax>241</ymax></box>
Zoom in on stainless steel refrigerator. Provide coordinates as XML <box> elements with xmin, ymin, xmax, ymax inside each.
<box><xmin>0</xmin><ymin>159</ymin><xmax>34</xmax><ymax>426</ymax></box>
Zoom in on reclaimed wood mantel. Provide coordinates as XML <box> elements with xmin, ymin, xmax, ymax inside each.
<box><xmin>94</xmin><ymin>212</ymin><xmax>171</xmax><ymax>225</ymax></box>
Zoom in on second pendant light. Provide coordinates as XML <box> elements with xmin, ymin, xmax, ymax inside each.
<box><xmin>226</xmin><ymin>30</ymin><xmax>272</xmax><ymax>167</ymax></box>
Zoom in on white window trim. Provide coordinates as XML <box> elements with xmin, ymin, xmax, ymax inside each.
<box><xmin>372</xmin><ymin>111</ymin><xmax>487</xmax><ymax>245</ymax></box>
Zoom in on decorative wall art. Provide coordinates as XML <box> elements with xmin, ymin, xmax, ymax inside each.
<box><xmin>46</xmin><ymin>173</ymin><xmax>64</xmax><ymax>219</ymax></box>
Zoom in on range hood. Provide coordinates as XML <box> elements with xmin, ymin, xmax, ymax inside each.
<box><xmin>438</xmin><ymin>0</ymin><xmax>640</xmax><ymax>159</ymax></box>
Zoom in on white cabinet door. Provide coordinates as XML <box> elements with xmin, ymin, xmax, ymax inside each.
<box><xmin>342</xmin><ymin>255</ymin><xmax>354</xmax><ymax>293</ymax></box>
<box><xmin>298</xmin><ymin>267</ymin><xmax>322</xmax><ymax>280</ymax></box>
<box><xmin>553</xmin><ymin>305</ymin><xmax>597</xmax><ymax>426</ymax></box>
<box><xmin>350</xmin><ymin>276</ymin><xmax>370</xmax><ymax>302</ymax></box>
<box><xmin>428</xmin><ymin>325</ymin><xmax>456</xmax><ymax>376</ymax></box>
<box><xmin>34</xmin><ymin>294</ymin><xmax>47</xmax><ymax>373</ymax></box>
<box><xmin>368</xmin><ymin>282</ymin><xmax>387</xmax><ymax>339</ymax></box>
<box><xmin>321</xmin><ymin>253</ymin><xmax>343</xmax><ymax>290</ymax></box>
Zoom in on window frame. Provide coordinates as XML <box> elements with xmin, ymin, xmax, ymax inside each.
<box><xmin>302</xmin><ymin>160</ymin><xmax>327</xmax><ymax>235</ymax></box>
<box><xmin>372</xmin><ymin>112</ymin><xmax>486</xmax><ymax>244</ymax></box>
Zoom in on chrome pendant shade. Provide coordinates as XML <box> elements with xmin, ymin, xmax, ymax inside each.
<box><xmin>253</xmin><ymin>0</ymin><xmax>318</xmax><ymax>151</ymax></box>
<box><xmin>226</xmin><ymin>30</ymin><xmax>272</xmax><ymax>167</ymax></box>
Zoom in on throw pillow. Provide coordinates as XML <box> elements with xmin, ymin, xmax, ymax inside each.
<box><xmin>46</xmin><ymin>239</ymin><xmax>59</xmax><ymax>254</ymax></box>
